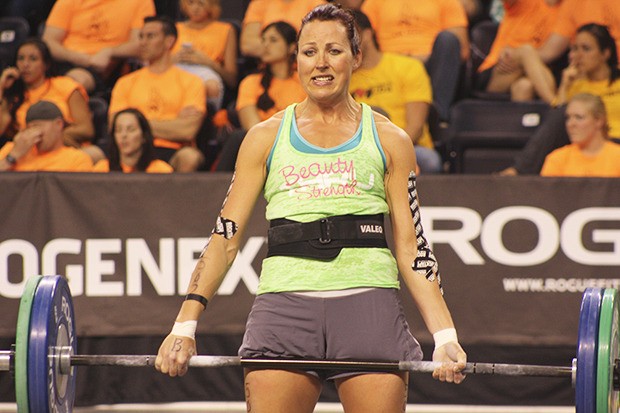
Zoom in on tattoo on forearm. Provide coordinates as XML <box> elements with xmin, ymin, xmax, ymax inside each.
<box><xmin>245</xmin><ymin>382</ymin><xmax>252</xmax><ymax>412</ymax></box>
<box><xmin>189</xmin><ymin>260</ymin><xmax>206</xmax><ymax>292</ymax></box>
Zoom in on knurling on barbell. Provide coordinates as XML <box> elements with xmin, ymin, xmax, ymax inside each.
<box><xmin>1</xmin><ymin>275</ymin><xmax>619</xmax><ymax>413</ymax></box>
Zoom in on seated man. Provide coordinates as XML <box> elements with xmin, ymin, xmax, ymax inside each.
<box><xmin>478</xmin><ymin>0</ymin><xmax>560</xmax><ymax>103</ymax></box>
<box><xmin>361</xmin><ymin>0</ymin><xmax>470</xmax><ymax>121</ymax></box>
<box><xmin>0</xmin><ymin>100</ymin><xmax>93</xmax><ymax>171</ymax></box>
<box><xmin>109</xmin><ymin>16</ymin><xmax>206</xmax><ymax>172</ymax></box>
<box><xmin>349</xmin><ymin>10</ymin><xmax>442</xmax><ymax>173</ymax></box>
<box><xmin>42</xmin><ymin>0</ymin><xmax>156</xmax><ymax>94</ymax></box>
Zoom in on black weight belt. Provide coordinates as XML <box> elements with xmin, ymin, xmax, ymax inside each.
<box><xmin>267</xmin><ymin>214</ymin><xmax>388</xmax><ymax>260</ymax></box>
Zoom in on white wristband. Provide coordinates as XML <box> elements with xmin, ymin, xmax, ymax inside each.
<box><xmin>171</xmin><ymin>320</ymin><xmax>197</xmax><ymax>340</ymax></box>
<box><xmin>433</xmin><ymin>328</ymin><xmax>458</xmax><ymax>350</ymax></box>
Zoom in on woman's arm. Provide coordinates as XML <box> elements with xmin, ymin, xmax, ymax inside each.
<box><xmin>238</xmin><ymin>105</ymin><xmax>262</xmax><ymax>131</ymax></box>
<box><xmin>379</xmin><ymin>115</ymin><xmax>467</xmax><ymax>383</ymax></box>
<box><xmin>155</xmin><ymin>115</ymin><xmax>280</xmax><ymax>376</ymax></box>
<box><xmin>64</xmin><ymin>89</ymin><xmax>95</xmax><ymax>147</ymax></box>
<box><xmin>219</xmin><ymin>27</ymin><xmax>239</xmax><ymax>89</ymax></box>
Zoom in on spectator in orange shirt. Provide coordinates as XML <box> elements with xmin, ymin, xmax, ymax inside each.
<box><xmin>500</xmin><ymin>23</ymin><xmax>620</xmax><ymax>175</ymax></box>
<box><xmin>361</xmin><ymin>0</ymin><xmax>470</xmax><ymax>121</ymax></box>
<box><xmin>240</xmin><ymin>0</ymin><xmax>326</xmax><ymax>58</ymax></box>
<box><xmin>216</xmin><ymin>21</ymin><xmax>306</xmax><ymax>171</ymax></box>
<box><xmin>478</xmin><ymin>0</ymin><xmax>560</xmax><ymax>103</ymax></box>
<box><xmin>173</xmin><ymin>0</ymin><xmax>238</xmax><ymax>111</ymax></box>
<box><xmin>537</xmin><ymin>0</ymin><xmax>620</xmax><ymax>65</ymax></box>
<box><xmin>0</xmin><ymin>38</ymin><xmax>103</xmax><ymax>163</ymax></box>
<box><xmin>42</xmin><ymin>0</ymin><xmax>156</xmax><ymax>94</ymax></box>
<box><xmin>0</xmin><ymin>100</ymin><xmax>93</xmax><ymax>171</ymax></box>
<box><xmin>93</xmin><ymin>108</ymin><xmax>173</xmax><ymax>173</ymax></box>
<box><xmin>109</xmin><ymin>16</ymin><xmax>206</xmax><ymax>172</ymax></box>
<box><xmin>541</xmin><ymin>93</ymin><xmax>620</xmax><ymax>177</ymax></box>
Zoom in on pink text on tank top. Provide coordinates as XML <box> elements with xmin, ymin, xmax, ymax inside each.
<box><xmin>278</xmin><ymin>157</ymin><xmax>363</xmax><ymax>200</ymax></box>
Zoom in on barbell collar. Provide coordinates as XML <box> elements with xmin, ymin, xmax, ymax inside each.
<box><xmin>0</xmin><ymin>350</ymin><xmax>11</xmax><ymax>372</ymax></box>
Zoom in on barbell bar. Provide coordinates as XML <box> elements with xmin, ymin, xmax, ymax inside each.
<box><xmin>0</xmin><ymin>348</ymin><xmax>575</xmax><ymax>376</ymax></box>
<box><xmin>2</xmin><ymin>275</ymin><xmax>619</xmax><ymax>413</ymax></box>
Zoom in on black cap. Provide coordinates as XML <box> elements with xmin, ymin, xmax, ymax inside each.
<box><xmin>25</xmin><ymin>101</ymin><xmax>64</xmax><ymax>123</ymax></box>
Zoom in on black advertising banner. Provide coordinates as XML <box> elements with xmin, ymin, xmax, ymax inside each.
<box><xmin>1</xmin><ymin>173</ymin><xmax>619</xmax><ymax>347</ymax></box>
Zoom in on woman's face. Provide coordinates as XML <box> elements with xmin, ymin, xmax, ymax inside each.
<box><xmin>261</xmin><ymin>26</ymin><xmax>294</xmax><ymax>65</ymax></box>
<box><xmin>16</xmin><ymin>44</ymin><xmax>47</xmax><ymax>86</ymax></box>
<box><xmin>569</xmin><ymin>31</ymin><xmax>610</xmax><ymax>76</ymax></box>
<box><xmin>297</xmin><ymin>20</ymin><xmax>360</xmax><ymax>102</ymax></box>
<box><xmin>565</xmin><ymin>100</ymin><xmax>604</xmax><ymax>146</ymax></box>
<box><xmin>114</xmin><ymin>113</ymin><xmax>145</xmax><ymax>158</ymax></box>
<box><xmin>181</xmin><ymin>0</ymin><xmax>213</xmax><ymax>22</ymax></box>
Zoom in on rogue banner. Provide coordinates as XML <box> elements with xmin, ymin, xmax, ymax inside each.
<box><xmin>1</xmin><ymin>173</ymin><xmax>619</xmax><ymax>346</ymax></box>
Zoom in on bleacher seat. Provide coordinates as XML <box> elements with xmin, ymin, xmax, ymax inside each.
<box><xmin>446</xmin><ymin>99</ymin><xmax>551</xmax><ymax>173</ymax></box>
<box><xmin>0</xmin><ymin>16</ymin><xmax>30</xmax><ymax>69</ymax></box>
<box><xmin>88</xmin><ymin>97</ymin><xmax>110</xmax><ymax>152</ymax></box>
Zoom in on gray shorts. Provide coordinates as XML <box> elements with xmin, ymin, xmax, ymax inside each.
<box><xmin>238</xmin><ymin>288</ymin><xmax>423</xmax><ymax>380</ymax></box>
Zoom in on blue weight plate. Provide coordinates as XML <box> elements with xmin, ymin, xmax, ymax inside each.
<box><xmin>28</xmin><ymin>275</ymin><xmax>77</xmax><ymax>413</ymax></box>
<box><xmin>576</xmin><ymin>287</ymin><xmax>604</xmax><ymax>413</ymax></box>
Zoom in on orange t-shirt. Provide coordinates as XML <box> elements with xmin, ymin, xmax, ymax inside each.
<box><xmin>540</xmin><ymin>141</ymin><xmax>620</xmax><ymax>177</ymax></box>
<box><xmin>92</xmin><ymin>159</ymin><xmax>173</xmax><ymax>173</ymax></box>
<box><xmin>0</xmin><ymin>142</ymin><xmax>93</xmax><ymax>171</ymax></box>
<box><xmin>362</xmin><ymin>0</ymin><xmax>468</xmax><ymax>57</ymax></box>
<box><xmin>109</xmin><ymin>66</ymin><xmax>206</xmax><ymax>149</ymax></box>
<box><xmin>553</xmin><ymin>0</ymin><xmax>620</xmax><ymax>57</ymax></box>
<box><xmin>173</xmin><ymin>21</ymin><xmax>233</xmax><ymax>65</ymax></box>
<box><xmin>242</xmin><ymin>0</ymin><xmax>326</xmax><ymax>31</ymax></box>
<box><xmin>236</xmin><ymin>72</ymin><xmax>306</xmax><ymax>121</ymax></box>
<box><xmin>479</xmin><ymin>0</ymin><xmax>559</xmax><ymax>72</ymax></box>
<box><xmin>45</xmin><ymin>0</ymin><xmax>156</xmax><ymax>55</ymax></box>
<box><xmin>15</xmin><ymin>77</ymin><xmax>88</xmax><ymax>130</ymax></box>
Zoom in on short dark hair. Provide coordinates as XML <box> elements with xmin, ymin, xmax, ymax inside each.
<box><xmin>144</xmin><ymin>15</ymin><xmax>178</xmax><ymax>40</ymax></box>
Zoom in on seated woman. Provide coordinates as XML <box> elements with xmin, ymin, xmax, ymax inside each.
<box><xmin>0</xmin><ymin>38</ymin><xmax>104</xmax><ymax>163</ymax></box>
<box><xmin>173</xmin><ymin>0</ymin><xmax>238</xmax><ymax>110</ymax></box>
<box><xmin>501</xmin><ymin>23</ymin><xmax>620</xmax><ymax>175</ymax></box>
<box><xmin>215</xmin><ymin>21</ymin><xmax>306</xmax><ymax>171</ymax></box>
<box><xmin>93</xmin><ymin>108</ymin><xmax>173</xmax><ymax>173</ymax></box>
<box><xmin>541</xmin><ymin>93</ymin><xmax>620</xmax><ymax>177</ymax></box>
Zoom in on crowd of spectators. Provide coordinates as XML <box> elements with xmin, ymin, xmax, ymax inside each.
<box><xmin>0</xmin><ymin>0</ymin><xmax>619</xmax><ymax>177</ymax></box>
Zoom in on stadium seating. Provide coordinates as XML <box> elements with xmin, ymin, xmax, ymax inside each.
<box><xmin>446</xmin><ymin>99</ymin><xmax>551</xmax><ymax>173</ymax></box>
<box><xmin>0</xmin><ymin>16</ymin><xmax>29</xmax><ymax>69</ymax></box>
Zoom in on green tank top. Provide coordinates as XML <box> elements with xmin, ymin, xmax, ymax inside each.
<box><xmin>258</xmin><ymin>103</ymin><xmax>399</xmax><ymax>294</ymax></box>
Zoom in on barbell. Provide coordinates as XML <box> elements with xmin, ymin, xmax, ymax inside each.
<box><xmin>1</xmin><ymin>274</ymin><xmax>618</xmax><ymax>413</ymax></box>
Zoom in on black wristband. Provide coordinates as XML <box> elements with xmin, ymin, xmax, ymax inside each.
<box><xmin>185</xmin><ymin>293</ymin><xmax>208</xmax><ymax>308</ymax></box>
